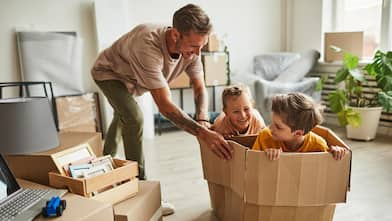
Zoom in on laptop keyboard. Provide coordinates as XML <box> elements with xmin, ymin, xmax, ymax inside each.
<box><xmin>0</xmin><ymin>189</ymin><xmax>50</xmax><ymax>221</ymax></box>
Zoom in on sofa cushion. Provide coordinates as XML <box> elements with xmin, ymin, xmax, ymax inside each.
<box><xmin>273</xmin><ymin>50</ymin><xmax>320</xmax><ymax>83</ymax></box>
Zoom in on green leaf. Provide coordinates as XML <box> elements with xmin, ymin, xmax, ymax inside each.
<box><xmin>328</xmin><ymin>90</ymin><xmax>347</xmax><ymax>113</ymax></box>
<box><xmin>343</xmin><ymin>52</ymin><xmax>359</xmax><ymax>70</ymax></box>
<box><xmin>363</xmin><ymin>63</ymin><xmax>377</xmax><ymax>77</ymax></box>
<box><xmin>378</xmin><ymin>91</ymin><xmax>392</xmax><ymax>112</ymax></box>
<box><xmin>346</xmin><ymin>108</ymin><xmax>361</xmax><ymax>127</ymax></box>
<box><xmin>315</xmin><ymin>75</ymin><xmax>327</xmax><ymax>91</ymax></box>
<box><xmin>335</xmin><ymin>108</ymin><xmax>361</xmax><ymax>127</ymax></box>
<box><xmin>337</xmin><ymin>111</ymin><xmax>348</xmax><ymax>126</ymax></box>
<box><xmin>335</xmin><ymin>68</ymin><xmax>349</xmax><ymax>83</ymax></box>
<box><xmin>377</xmin><ymin>75</ymin><xmax>392</xmax><ymax>92</ymax></box>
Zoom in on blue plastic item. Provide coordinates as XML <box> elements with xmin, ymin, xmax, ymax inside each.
<box><xmin>42</xmin><ymin>196</ymin><xmax>66</xmax><ymax>217</ymax></box>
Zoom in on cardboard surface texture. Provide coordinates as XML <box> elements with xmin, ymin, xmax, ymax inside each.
<box><xmin>18</xmin><ymin>179</ymin><xmax>114</xmax><ymax>221</ymax></box>
<box><xmin>324</xmin><ymin>31</ymin><xmax>363</xmax><ymax>62</ymax></box>
<box><xmin>56</xmin><ymin>92</ymin><xmax>102</xmax><ymax>133</ymax></box>
<box><xmin>114</xmin><ymin>181</ymin><xmax>162</xmax><ymax>221</ymax></box>
<box><xmin>169</xmin><ymin>71</ymin><xmax>190</xmax><ymax>89</ymax></box>
<box><xmin>5</xmin><ymin>132</ymin><xmax>103</xmax><ymax>185</ymax></box>
<box><xmin>200</xmin><ymin>126</ymin><xmax>351</xmax><ymax>221</ymax></box>
<box><xmin>202</xmin><ymin>33</ymin><xmax>221</xmax><ymax>52</ymax></box>
<box><xmin>203</xmin><ymin>53</ymin><xmax>228</xmax><ymax>86</ymax></box>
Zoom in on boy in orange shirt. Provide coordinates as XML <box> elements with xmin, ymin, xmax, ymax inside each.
<box><xmin>213</xmin><ymin>84</ymin><xmax>266</xmax><ymax>138</ymax></box>
<box><xmin>252</xmin><ymin>92</ymin><xmax>346</xmax><ymax>160</ymax></box>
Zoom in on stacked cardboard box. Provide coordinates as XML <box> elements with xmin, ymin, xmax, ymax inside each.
<box><xmin>202</xmin><ymin>33</ymin><xmax>221</xmax><ymax>52</ymax></box>
<box><xmin>199</xmin><ymin>126</ymin><xmax>351</xmax><ymax>221</ymax></box>
<box><xmin>203</xmin><ymin>52</ymin><xmax>229</xmax><ymax>86</ymax></box>
<box><xmin>5</xmin><ymin>132</ymin><xmax>103</xmax><ymax>185</ymax></box>
<box><xmin>6</xmin><ymin>131</ymin><xmax>139</xmax><ymax>205</ymax></box>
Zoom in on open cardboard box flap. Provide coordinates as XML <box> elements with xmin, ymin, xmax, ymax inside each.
<box><xmin>199</xmin><ymin>126</ymin><xmax>351</xmax><ymax>207</ymax></box>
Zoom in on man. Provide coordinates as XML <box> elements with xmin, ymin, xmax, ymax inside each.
<box><xmin>91</xmin><ymin>4</ymin><xmax>232</xmax><ymax>216</ymax></box>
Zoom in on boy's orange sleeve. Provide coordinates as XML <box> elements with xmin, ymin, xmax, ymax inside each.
<box><xmin>252</xmin><ymin>133</ymin><xmax>262</xmax><ymax>150</ymax></box>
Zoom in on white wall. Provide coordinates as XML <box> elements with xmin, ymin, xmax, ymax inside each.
<box><xmin>285</xmin><ymin>0</ymin><xmax>323</xmax><ymax>53</ymax></box>
<box><xmin>127</xmin><ymin>0</ymin><xmax>283</xmax><ymax>74</ymax></box>
<box><xmin>0</xmin><ymin>0</ymin><xmax>98</xmax><ymax>93</ymax></box>
<box><xmin>2</xmin><ymin>0</ymin><xmax>321</xmax><ymax>134</ymax></box>
<box><xmin>0</xmin><ymin>0</ymin><xmax>283</xmax><ymax>86</ymax></box>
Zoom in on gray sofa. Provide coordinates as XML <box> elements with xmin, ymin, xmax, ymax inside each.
<box><xmin>232</xmin><ymin>50</ymin><xmax>321</xmax><ymax>123</ymax></box>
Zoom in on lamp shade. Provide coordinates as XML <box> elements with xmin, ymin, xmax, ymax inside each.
<box><xmin>0</xmin><ymin>97</ymin><xmax>59</xmax><ymax>154</ymax></box>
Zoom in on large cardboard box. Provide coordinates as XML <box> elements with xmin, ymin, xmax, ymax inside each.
<box><xmin>203</xmin><ymin>52</ymin><xmax>229</xmax><ymax>86</ymax></box>
<box><xmin>324</xmin><ymin>31</ymin><xmax>363</xmax><ymax>62</ymax></box>
<box><xmin>114</xmin><ymin>181</ymin><xmax>162</xmax><ymax>221</ymax></box>
<box><xmin>18</xmin><ymin>179</ymin><xmax>114</xmax><ymax>221</ymax></box>
<box><xmin>5</xmin><ymin>132</ymin><xmax>103</xmax><ymax>185</ymax></box>
<box><xmin>169</xmin><ymin>72</ymin><xmax>190</xmax><ymax>89</ymax></box>
<box><xmin>199</xmin><ymin>126</ymin><xmax>351</xmax><ymax>221</ymax></box>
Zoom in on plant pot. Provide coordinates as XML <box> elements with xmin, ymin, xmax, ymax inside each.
<box><xmin>346</xmin><ymin>106</ymin><xmax>382</xmax><ymax>141</ymax></box>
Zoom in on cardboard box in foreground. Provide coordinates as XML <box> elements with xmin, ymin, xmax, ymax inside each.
<box><xmin>5</xmin><ymin>132</ymin><xmax>103</xmax><ymax>185</ymax></box>
<box><xmin>19</xmin><ymin>179</ymin><xmax>114</xmax><ymax>221</ymax></box>
<box><xmin>199</xmin><ymin>126</ymin><xmax>351</xmax><ymax>221</ymax></box>
<box><xmin>114</xmin><ymin>181</ymin><xmax>162</xmax><ymax>221</ymax></box>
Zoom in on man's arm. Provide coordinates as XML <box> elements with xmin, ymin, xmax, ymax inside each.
<box><xmin>150</xmin><ymin>86</ymin><xmax>232</xmax><ymax>159</ymax></box>
<box><xmin>192</xmin><ymin>77</ymin><xmax>209</xmax><ymax>122</ymax></box>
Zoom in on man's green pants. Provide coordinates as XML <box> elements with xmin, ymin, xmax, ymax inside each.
<box><xmin>95</xmin><ymin>80</ymin><xmax>146</xmax><ymax>180</ymax></box>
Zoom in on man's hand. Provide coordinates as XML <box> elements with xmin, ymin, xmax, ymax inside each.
<box><xmin>329</xmin><ymin>145</ymin><xmax>347</xmax><ymax>161</ymax></box>
<box><xmin>197</xmin><ymin>120</ymin><xmax>211</xmax><ymax>129</ymax></box>
<box><xmin>265</xmin><ymin>148</ymin><xmax>282</xmax><ymax>160</ymax></box>
<box><xmin>199</xmin><ymin>129</ymin><xmax>233</xmax><ymax>160</ymax></box>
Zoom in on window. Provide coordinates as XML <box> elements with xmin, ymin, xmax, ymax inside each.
<box><xmin>327</xmin><ymin>0</ymin><xmax>391</xmax><ymax>58</ymax></box>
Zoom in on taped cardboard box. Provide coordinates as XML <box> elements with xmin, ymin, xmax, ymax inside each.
<box><xmin>199</xmin><ymin>126</ymin><xmax>351</xmax><ymax>221</ymax></box>
<box><xmin>114</xmin><ymin>181</ymin><xmax>162</xmax><ymax>221</ymax></box>
<box><xmin>55</xmin><ymin>92</ymin><xmax>102</xmax><ymax>133</ymax></box>
<box><xmin>5</xmin><ymin>132</ymin><xmax>103</xmax><ymax>185</ymax></box>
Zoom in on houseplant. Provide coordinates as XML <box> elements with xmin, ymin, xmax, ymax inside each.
<box><xmin>327</xmin><ymin>47</ymin><xmax>392</xmax><ymax>140</ymax></box>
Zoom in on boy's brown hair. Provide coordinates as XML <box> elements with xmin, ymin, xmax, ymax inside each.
<box><xmin>271</xmin><ymin>92</ymin><xmax>324</xmax><ymax>134</ymax></box>
<box><xmin>173</xmin><ymin>4</ymin><xmax>212</xmax><ymax>35</ymax></box>
<box><xmin>222</xmin><ymin>84</ymin><xmax>253</xmax><ymax>109</ymax></box>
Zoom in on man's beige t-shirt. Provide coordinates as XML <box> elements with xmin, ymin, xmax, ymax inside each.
<box><xmin>91</xmin><ymin>23</ymin><xmax>204</xmax><ymax>96</ymax></box>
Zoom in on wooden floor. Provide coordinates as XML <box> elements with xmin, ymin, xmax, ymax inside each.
<box><xmin>118</xmin><ymin>125</ymin><xmax>392</xmax><ymax>221</ymax></box>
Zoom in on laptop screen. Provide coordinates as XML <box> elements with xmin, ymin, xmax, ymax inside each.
<box><xmin>0</xmin><ymin>155</ymin><xmax>21</xmax><ymax>202</ymax></box>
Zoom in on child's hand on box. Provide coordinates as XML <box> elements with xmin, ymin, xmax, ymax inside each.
<box><xmin>265</xmin><ymin>148</ymin><xmax>282</xmax><ymax>160</ymax></box>
<box><xmin>329</xmin><ymin>145</ymin><xmax>347</xmax><ymax>161</ymax></box>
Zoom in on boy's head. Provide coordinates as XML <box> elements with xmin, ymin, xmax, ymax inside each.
<box><xmin>222</xmin><ymin>84</ymin><xmax>254</xmax><ymax>132</ymax></box>
<box><xmin>269</xmin><ymin>92</ymin><xmax>324</xmax><ymax>141</ymax></box>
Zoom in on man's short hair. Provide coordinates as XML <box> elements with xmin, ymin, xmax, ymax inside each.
<box><xmin>271</xmin><ymin>92</ymin><xmax>324</xmax><ymax>134</ymax></box>
<box><xmin>173</xmin><ymin>4</ymin><xmax>212</xmax><ymax>35</ymax></box>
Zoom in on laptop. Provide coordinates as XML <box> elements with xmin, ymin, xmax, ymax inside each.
<box><xmin>0</xmin><ymin>155</ymin><xmax>67</xmax><ymax>221</ymax></box>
